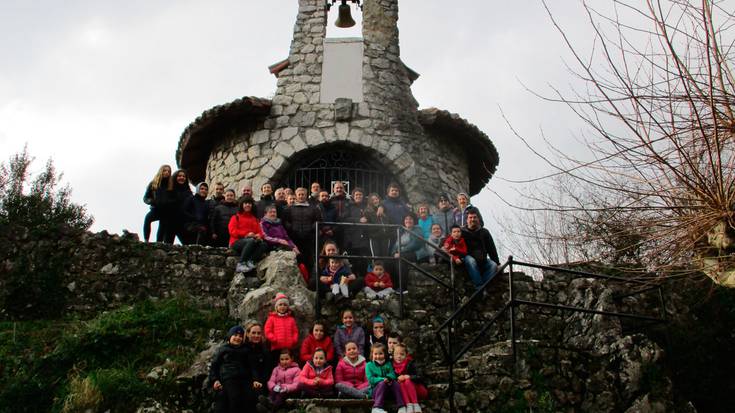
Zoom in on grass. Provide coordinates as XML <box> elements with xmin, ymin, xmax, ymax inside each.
<box><xmin>0</xmin><ymin>297</ymin><xmax>233</xmax><ymax>413</ymax></box>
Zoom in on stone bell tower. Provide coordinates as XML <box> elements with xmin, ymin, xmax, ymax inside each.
<box><xmin>176</xmin><ymin>0</ymin><xmax>498</xmax><ymax>203</ymax></box>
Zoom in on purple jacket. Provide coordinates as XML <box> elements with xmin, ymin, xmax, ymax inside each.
<box><xmin>261</xmin><ymin>218</ymin><xmax>296</xmax><ymax>249</ymax></box>
<box><xmin>333</xmin><ymin>325</ymin><xmax>366</xmax><ymax>359</ymax></box>
<box><xmin>267</xmin><ymin>361</ymin><xmax>301</xmax><ymax>393</ymax></box>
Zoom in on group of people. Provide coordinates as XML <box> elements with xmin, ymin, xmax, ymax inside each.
<box><xmin>210</xmin><ymin>296</ymin><xmax>426</xmax><ymax>413</ymax></box>
<box><xmin>143</xmin><ymin>165</ymin><xmax>500</xmax><ymax>291</ymax></box>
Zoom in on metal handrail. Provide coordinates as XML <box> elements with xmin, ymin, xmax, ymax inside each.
<box><xmin>434</xmin><ymin>256</ymin><xmax>669</xmax><ymax>412</ymax></box>
<box><xmin>313</xmin><ymin>221</ymin><xmax>458</xmax><ymax>318</ymax></box>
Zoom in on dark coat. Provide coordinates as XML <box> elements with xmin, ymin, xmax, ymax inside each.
<box><xmin>208</xmin><ymin>343</ymin><xmax>250</xmax><ymax>384</ymax></box>
<box><xmin>283</xmin><ymin>203</ymin><xmax>322</xmax><ymax>239</ymax></box>
<box><xmin>462</xmin><ymin>226</ymin><xmax>500</xmax><ymax>265</ymax></box>
<box><xmin>210</xmin><ymin>201</ymin><xmax>238</xmax><ymax>245</ymax></box>
<box><xmin>256</xmin><ymin>195</ymin><xmax>275</xmax><ymax>220</ymax></box>
<box><xmin>344</xmin><ymin>200</ymin><xmax>370</xmax><ymax>251</ymax></box>
<box><xmin>382</xmin><ymin>196</ymin><xmax>411</xmax><ymax>226</ymax></box>
<box><xmin>183</xmin><ymin>194</ymin><xmax>209</xmax><ymax>226</ymax></box>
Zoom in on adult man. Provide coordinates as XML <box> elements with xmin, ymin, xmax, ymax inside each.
<box><xmin>182</xmin><ymin>182</ymin><xmax>211</xmax><ymax>245</ymax></box>
<box><xmin>461</xmin><ymin>211</ymin><xmax>499</xmax><ymax>290</ymax></box>
<box><xmin>433</xmin><ymin>194</ymin><xmax>457</xmax><ymax>236</ymax></box>
<box><xmin>240</xmin><ymin>182</ymin><xmax>253</xmax><ymax>199</ymax></box>
<box><xmin>255</xmin><ymin>182</ymin><xmax>275</xmax><ymax>219</ymax></box>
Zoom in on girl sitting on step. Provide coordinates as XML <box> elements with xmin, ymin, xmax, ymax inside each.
<box><xmin>335</xmin><ymin>341</ymin><xmax>370</xmax><ymax>399</ymax></box>
<box><xmin>392</xmin><ymin>343</ymin><xmax>423</xmax><ymax>413</ymax></box>
<box><xmin>366</xmin><ymin>343</ymin><xmax>406</xmax><ymax>413</ymax></box>
<box><xmin>298</xmin><ymin>348</ymin><xmax>335</xmax><ymax>398</ymax></box>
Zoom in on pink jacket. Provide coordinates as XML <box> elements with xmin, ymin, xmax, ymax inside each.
<box><xmin>267</xmin><ymin>361</ymin><xmax>301</xmax><ymax>393</ymax></box>
<box><xmin>264</xmin><ymin>311</ymin><xmax>299</xmax><ymax>351</ymax></box>
<box><xmin>335</xmin><ymin>355</ymin><xmax>369</xmax><ymax>390</ymax></box>
<box><xmin>298</xmin><ymin>362</ymin><xmax>334</xmax><ymax>390</ymax></box>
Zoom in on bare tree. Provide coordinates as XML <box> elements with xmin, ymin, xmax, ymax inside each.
<box><xmin>510</xmin><ymin>0</ymin><xmax>735</xmax><ymax>286</ymax></box>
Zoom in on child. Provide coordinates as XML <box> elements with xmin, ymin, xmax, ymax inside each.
<box><xmin>335</xmin><ymin>341</ymin><xmax>370</xmax><ymax>399</ymax></box>
<box><xmin>333</xmin><ymin>309</ymin><xmax>366</xmax><ymax>359</ymax></box>
<box><xmin>300</xmin><ymin>321</ymin><xmax>335</xmax><ymax>365</ymax></box>
<box><xmin>364</xmin><ymin>315</ymin><xmax>389</xmax><ymax>359</ymax></box>
<box><xmin>322</xmin><ymin>257</ymin><xmax>357</xmax><ymax>299</ymax></box>
<box><xmin>267</xmin><ymin>349</ymin><xmax>301</xmax><ymax>409</ymax></box>
<box><xmin>386</xmin><ymin>332</ymin><xmax>402</xmax><ymax>361</ymax></box>
<box><xmin>364</xmin><ymin>262</ymin><xmax>395</xmax><ymax>299</ymax></box>
<box><xmin>208</xmin><ymin>325</ymin><xmax>249</xmax><ymax>413</ymax></box>
<box><xmin>298</xmin><ymin>348</ymin><xmax>335</xmax><ymax>398</ymax></box>
<box><xmin>366</xmin><ymin>343</ymin><xmax>406</xmax><ymax>413</ymax></box>
<box><xmin>264</xmin><ymin>293</ymin><xmax>299</xmax><ymax>362</ymax></box>
<box><xmin>442</xmin><ymin>225</ymin><xmax>467</xmax><ymax>266</ymax></box>
<box><xmin>392</xmin><ymin>343</ymin><xmax>423</xmax><ymax>413</ymax></box>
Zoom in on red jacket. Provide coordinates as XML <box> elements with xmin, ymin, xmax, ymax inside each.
<box><xmin>228</xmin><ymin>211</ymin><xmax>264</xmax><ymax>247</ymax></box>
<box><xmin>364</xmin><ymin>271</ymin><xmax>394</xmax><ymax>290</ymax></box>
<box><xmin>264</xmin><ymin>311</ymin><xmax>299</xmax><ymax>351</ymax></box>
<box><xmin>298</xmin><ymin>362</ymin><xmax>334</xmax><ymax>390</ymax></box>
<box><xmin>442</xmin><ymin>236</ymin><xmax>468</xmax><ymax>261</ymax></box>
<box><xmin>335</xmin><ymin>355</ymin><xmax>369</xmax><ymax>390</ymax></box>
<box><xmin>300</xmin><ymin>333</ymin><xmax>335</xmax><ymax>364</ymax></box>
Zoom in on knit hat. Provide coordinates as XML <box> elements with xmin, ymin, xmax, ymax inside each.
<box><xmin>372</xmin><ymin>315</ymin><xmax>385</xmax><ymax>324</ymax></box>
<box><xmin>456</xmin><ymin>192</ymin><xmax>469</xmax><ymax>199</ymax></box>
<box><xmin>227</xmin><ymin>325</ymin><xmax>245</xmax><ymax>339</ymax></box>
<box><xmin>274</xmin><ymin>292</ymin><xmax>289</xmax><ymax>307</ymax></box>
<box><xmin>438</xmin><ymin>194</ymin><xmax>450</xmax><ymax>202</ymax></box>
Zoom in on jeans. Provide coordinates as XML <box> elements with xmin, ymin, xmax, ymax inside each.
<box><xmin>232</xmin><ymin>237</ymin><xmax>268</xmax><ymax>263</ymax></box>
<box><xmin>463</xmin><ymin>255</ymin><xmax>498</xmax><ymax>289</ymax></box>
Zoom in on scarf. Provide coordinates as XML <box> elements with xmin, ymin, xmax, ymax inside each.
<box><xmin>392</xmin><ymin>358</ymin><xmax>409</xmax><ymax>375</ymax></box>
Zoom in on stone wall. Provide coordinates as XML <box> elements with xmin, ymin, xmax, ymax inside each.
<box><xmin>1</xmin><ymin>229</ymin><xmax>236</xmax><ymax>316</ymax></box>
<box><xmin>203</xmin><ymin>0</ymin><xmax>471</xmax><ymax>206</ymax></box>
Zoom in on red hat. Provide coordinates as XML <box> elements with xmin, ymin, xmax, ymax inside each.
<box><xmin>274</xmin><ymin>292</ymin><xmax>289</xmax><ymax>306</ymax></box>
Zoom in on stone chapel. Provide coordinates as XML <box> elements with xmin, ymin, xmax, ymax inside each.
<box><xmin>175</xmin><ymin>0</ymin><xmax>498</xmax><ymax>203</ymax></box>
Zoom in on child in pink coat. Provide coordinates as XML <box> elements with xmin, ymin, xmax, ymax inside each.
<box><xmin>267</xmin><ymin>349</ymin><xmax>301</xmax><ymax>408</ymax></box>
<box><xmin>298</xmin><ymin>348</ymin><xmax>335</xmax><ymax>398</ymax></box>
<box><xmin>335</xmin><ymin>341</ymin><xmax>370</xmax><ymax>399</ymax></box>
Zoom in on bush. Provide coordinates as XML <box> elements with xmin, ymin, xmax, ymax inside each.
<box><xmin>0</xmin><ymin>146</ymin><xmax>93</xmax><ymax>319</ymax></box>
<box><xmin>0</xmin><ymin>297</ymin><xmax>232</xmax><ymax>413</ymax></box>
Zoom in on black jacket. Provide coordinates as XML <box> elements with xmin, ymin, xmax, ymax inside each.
<box><xmin>256</xmin><ymin>195</ymin><xmax>275</xmax><ymax>219</ymax></box>
<box><xmin>345</xmin><ymin>200</ymin><xmax>370</xmax><ymax>250</ymax></box>
<box><xmin>283</xmin><ymin>203</ymin><xmax>322</xmax><ymax>239</ymax></box>
<box><xmin>462</xmin><ymin>226</ymin><xmax>500</xmax><ymax>265</ymax></box>
<box><xmin>183</xmin><ymin>194</ymin><xmax>209</xmax><ymax>225</ymax></box>
<box><xmin>210</xmin><ymin>201</ymin><xmax>239</xmax><ymax>241</ymax></box>
<box><xmin>208</xmin><ymin>343</ymin><xmax>250</xmax><ymax>383</ymax></box>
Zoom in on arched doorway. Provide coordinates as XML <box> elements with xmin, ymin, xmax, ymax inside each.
<box><xmin>277</xmin><ymin>144</ymin><xmax>398</xmax><ymax>195</ymax></box>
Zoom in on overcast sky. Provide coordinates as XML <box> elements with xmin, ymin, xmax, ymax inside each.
<box><xmin>1</xmin><ymin>1</ymin><xmax>607</xmax><ymax>257</ymax></box>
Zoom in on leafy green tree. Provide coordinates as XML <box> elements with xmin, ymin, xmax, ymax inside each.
<box><xmin>0</xmin><ymin>146</ymin><xmax>93</xmax><ymax>319</ymax></box>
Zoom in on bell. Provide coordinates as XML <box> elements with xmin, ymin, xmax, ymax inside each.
<box><xmin>335</xmin><ymin>3</ymin><xmax>356</xmax><ymax>28</ymax></box>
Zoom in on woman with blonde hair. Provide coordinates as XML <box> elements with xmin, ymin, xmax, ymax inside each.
<box><xmin>142</xmin><ymin>164</ymin><xmax>172</xmax><ymax>242</ymax></box>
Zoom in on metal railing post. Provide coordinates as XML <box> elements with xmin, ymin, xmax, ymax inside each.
<box><xmin>397</xmin><ymin>226</ymin><xmax>404</xmax><ymax>319</ymax></box>
<box><xmin>508</xmin><ymin>256</ymin><xmax>517</xmax><ymax>364</ymax></box>
<box><xmin>447</xmin><ymin>324</ymin><xmax>456</xmax><ymax>413</ymax></box>
<box><xmin>314</xmin><ymin>221</ymin><xmax>320</xmax><ymax>318</ymax></box>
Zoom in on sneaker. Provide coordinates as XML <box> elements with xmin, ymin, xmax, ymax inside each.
<box><xmin>371</xmin><ymin>408</ymin><xmax>387</xmax><ymax>413</ymax></box>
<box><xmin>331</xmin><ymin>283</ymin><xmax>340</xmax><ymax>295</ymax></box>
<box><xmin>406</xmin><ymin>405</ymin><xmax>415</xmax><ymax>413</ymax></box>
<box><xmin>235</xmin><ymin>263</ymin><xmax>247</xmax><ymax>273</ymax></box>
<box><xmin>339</xmin><ymin>283</ymin><xmax>349</xmax><ymax>298</ymax></box>
<box><xmin>245</xmin><ymin>260</ymin><xmax>256</xmax><ymax>271</ymax></box>
<box><xmin>397</xmin><ymin>407</ymin><xmax>407</xmax><ymax>413</ymax></box>
<box><xmin>412</xmin><ymin>403</ymin><xmax>423</xmax><ymax>412</ymax></box>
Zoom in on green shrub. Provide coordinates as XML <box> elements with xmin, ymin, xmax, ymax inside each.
<box><xmin>0</xmin><ymin>297</ymin><xmax>232</xmax><ymax>412</ymax></box>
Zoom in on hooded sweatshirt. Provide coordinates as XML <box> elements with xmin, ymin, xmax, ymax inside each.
<box><xmin>300</xmin><ymin>333</ymin><xmax>335</xmax><ymax>364</ymax></box>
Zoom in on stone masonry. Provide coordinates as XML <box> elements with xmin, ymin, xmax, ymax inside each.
<box><xmin>180</xmin><ymin>0</ymin><xmax>499</xmax><ymax>206</ymax></box>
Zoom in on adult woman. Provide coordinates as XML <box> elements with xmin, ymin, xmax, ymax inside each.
<box><xmin>242</xmin><ymin>322</ymin><xmax>271</xmax><ymax>407</ymax></box>
<box><xmin>160</xmin><ymin>169</ymin><xmax>192</xmax><ymax>244</ymax></box>
<box><xmin>365</xmin><ymin>193</ymin><xmax>391</xmax><ymax>258</ymax></box>
<box><xmin>391</xmin><ymin>214</ymin><xmax>428</xmax><ymax>293</ymax></box>
<box><xmin>142</xmin><ymin>164</ymin><xmax>171</xmax><ymax>242</ymax></box>
<box><xmin>228</xmin><ymin>196</ymin><xmax>268</xmax><ymax>273</ymax></box>
<box><xmin>260</xmin><ymin>205</ymin><xmax>299</xmax><ymax>255</ymax></box>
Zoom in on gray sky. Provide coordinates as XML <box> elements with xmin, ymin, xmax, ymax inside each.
<box><xmin>0</xmin><ymin>1</ymin><xmax>598</xmax><ymax>257</ymax></box>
